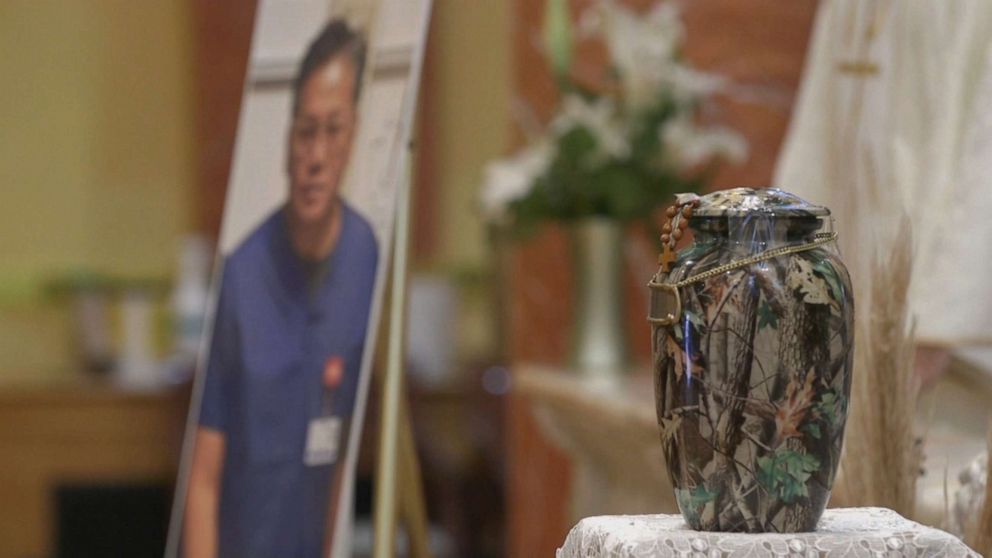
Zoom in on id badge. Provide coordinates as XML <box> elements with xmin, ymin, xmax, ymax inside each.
<box><xmin>304</xmin><ymin>416</ymin><xmax>342</xmax><ymax>466</ymax></box>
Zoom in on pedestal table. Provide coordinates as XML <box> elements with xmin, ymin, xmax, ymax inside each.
<box><xmin>557</xmin><ymin>507</ymin><xmax>979</xmax><ymax>557</ymax></box>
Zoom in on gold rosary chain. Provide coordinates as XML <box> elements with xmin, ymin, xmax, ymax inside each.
<box><xmin>664</xmin><ymin>232</ymin><xmax>838</xmax><ymax>289</ymax></box>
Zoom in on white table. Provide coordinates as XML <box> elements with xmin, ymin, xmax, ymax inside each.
<box><xmin>557</xmin><ymin>507</ymin><xmax>978</xmax><ymax>557</ymax></box>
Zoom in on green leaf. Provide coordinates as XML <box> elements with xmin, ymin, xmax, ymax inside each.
<box><xmin>813</xmin><ymin>390</ymin><xmax>846</xmax><ymax>429</ymax></box>
<box><xmin>802</xmin><ymin>422</ymin><xmax>821</xmax><ymax>440</ymax></box>
<box><xmin>812</xmin><ymin>259</ymin><xmax>847</xmax><ymax>307</ymax></box>
<box><xmin>756</xmin><ymin>449</ymin><xmax>820</xmax><ymax>504</ymax></box>
<box><xmin>557</xmin><ymin>126</ymin><xmax>598</xmax><ymax>164</ymax></box>
<box><xmin>542</xmin><ymin>0</ymin><xmax>573</xmax><ymax>82</ymax></box>
<box><xmin>757</xmin><ymin>301</ymin><xmax>778</xmax><ymax>330</ymax></box>
<box><xmin>675</xmin><ymin>485</ymin><xmax>718</xmax><ymax>520</ymax></box>
<box><xmin>591</xmin><ymin>164</ymin><xmax>644</xmax><ymax>219</ymax></box>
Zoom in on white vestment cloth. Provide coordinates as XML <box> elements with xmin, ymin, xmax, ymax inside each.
<box><xmin>775</xmin><ymin>0</ymin><xmax>992</xmax><ymax>346</ymax></box>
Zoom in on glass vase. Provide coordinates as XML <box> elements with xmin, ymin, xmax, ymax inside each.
<box><xmin>570</xmin><ymin>217</ymin><xmax>629</xmax><ymax>386</ymax></box>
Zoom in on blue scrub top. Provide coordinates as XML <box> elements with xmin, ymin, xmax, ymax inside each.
<box><xmin>199</xmin><ymin>203</ymin><xmax>378</xmax><ymax>558</ymax></box>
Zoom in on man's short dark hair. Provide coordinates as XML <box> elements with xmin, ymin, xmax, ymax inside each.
<box><xmin>292</xmin><ymin>18</ymin><xmax>367</xmax><ymax>115</ymax></box>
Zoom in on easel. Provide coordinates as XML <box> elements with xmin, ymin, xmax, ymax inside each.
<box><xmin>369</xmin><ymin>1</ymin><xmax>435</xmax><ymax>550</ymax></box>
<box><xmin>372</xmin><ymin>151</ymin><xmax>432</xmax><ymax>558</ymax></box>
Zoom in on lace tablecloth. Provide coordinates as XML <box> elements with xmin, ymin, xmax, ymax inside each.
<box><xmin>557</xmin><ymin>507</ymin><xmax>979</xmax><ymax>557</ymax></box>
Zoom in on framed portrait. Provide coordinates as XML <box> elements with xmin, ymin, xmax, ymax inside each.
<box><xmin>166</xmin><ymin>0</ymin><xmax>432</xmax><ymax>556</ymax></box>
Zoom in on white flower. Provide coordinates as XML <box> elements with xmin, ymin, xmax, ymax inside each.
<box><xmin>669</xmin><ymin>65</ymin><xmax>726</xmax><ymax>101</ymax></box>
<box><xmin>660</xmin><ymin>117</ymin><xmax>748</xmax><ymax>168</ymax></box>
<box><xmin>551</xmin><ymin>93</ymin><xmax>630</xmax><ymax>159</ymax></box>
<box><xmin>601</xmin><ymin>1</ymin><xmax>685</xmax><ymax>110</ymax></box>
<box><xmin>597</xmin><ymin>1</ymin><xmax>729</xmax><ymax>110</ymax></box>
<box><xmin>479</xmin><ymin>142</ymin><xmax>552</xmax><ymax>221</ymax></box>
<box><xmin>603</xmin><ymin>1</ymin><xmax>683</xmax><ymax>69</ymax></box>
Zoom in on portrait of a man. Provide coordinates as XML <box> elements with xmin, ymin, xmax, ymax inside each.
<box><xmin>182</xmin><ymin>18</ymin><xmax>377</xmax><ymax>558</ymax></box>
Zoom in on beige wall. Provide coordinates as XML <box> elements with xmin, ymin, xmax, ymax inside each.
<box><xmin>428</xmin><ymin>1</ymin><xmax>510</xmax><ymax>270</ymax></box>
<box><xmin>421</xmin><ymin>1</ymin><xmax>510</xmax><ymax>361</ymax></box>
<box><xmin>0</xmin><ymin>1</ymin><xmax>195</xmax><ymax>378</ymax></box>
<box><xmin>0</xmin><ymin>0</ymin><xmax>507</xmax><ymax>376</ymax></box>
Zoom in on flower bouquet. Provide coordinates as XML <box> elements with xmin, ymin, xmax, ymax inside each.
<box><xmin>481</xmin><ymin>0</ymin><xmax>747</xmax><ymax>232</ymax></box>
<box><xmin>482</xmin><ymin>0</ymin><xmax>748</xmax><ymax>380</ymax></box>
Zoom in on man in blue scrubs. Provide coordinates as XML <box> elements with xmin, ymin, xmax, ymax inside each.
<box><xmin>184</xmin><ymin>19</ymin><xmax>377</xmax><ymax>558</ymax></box>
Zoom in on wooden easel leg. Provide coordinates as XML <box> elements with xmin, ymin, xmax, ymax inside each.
<box><xmin>373</xmin><ymin>154</ymin><xmax>432</xmax><ymax>558</ymax></box>
<box><xmin>371</xmin><ymin>364</ymin><xmax>431</xmax><ymax>558</ymax></box>
<box><xmin>399</xmin><ymin>398</ymin><xmax>431</xmax><ymax>558</ymax></box>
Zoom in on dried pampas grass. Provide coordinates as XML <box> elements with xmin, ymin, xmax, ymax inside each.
<box><xmin>836</xmin><ymin>216</ymin><xmax>921</xmax><ymax>517</ymax></box>
<box><xmin>966</xmin><ymin>424</ymin><xmax>992</xmax><ymax>554</ymax></box>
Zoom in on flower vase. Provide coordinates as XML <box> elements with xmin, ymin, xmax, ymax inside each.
<box><xmin>570</xmin><ymin>218</ymin><xmax>629</xmax><ymax>386</ymax></box>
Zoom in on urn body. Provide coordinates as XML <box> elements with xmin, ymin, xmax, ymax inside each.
<box><xmin>649</xmin><ymin>188</ymin><xmax>854</xmax><ymax>532</ymax></box>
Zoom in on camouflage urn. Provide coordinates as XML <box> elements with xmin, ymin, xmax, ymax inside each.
<box><xmin>647</xmin><ymin>188</ymin><xmax>854</xmax><ymax>532</ymax></box>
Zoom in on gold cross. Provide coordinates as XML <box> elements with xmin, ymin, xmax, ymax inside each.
<box><xmin>659</xmin><ymin>246</ymin><xmax>677</xmax><ymax>272</ymax></box>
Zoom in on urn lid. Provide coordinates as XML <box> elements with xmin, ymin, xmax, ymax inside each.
<box><xmin>685</xmin><ymin>187</ymin><xmax>830</xmax><ymax>218</ymax></box>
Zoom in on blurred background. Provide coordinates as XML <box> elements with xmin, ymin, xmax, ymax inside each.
<box><xmin>1</xmin><ymin>1</ymin><xmax>990</xmax><ymax>557</ymax></box>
